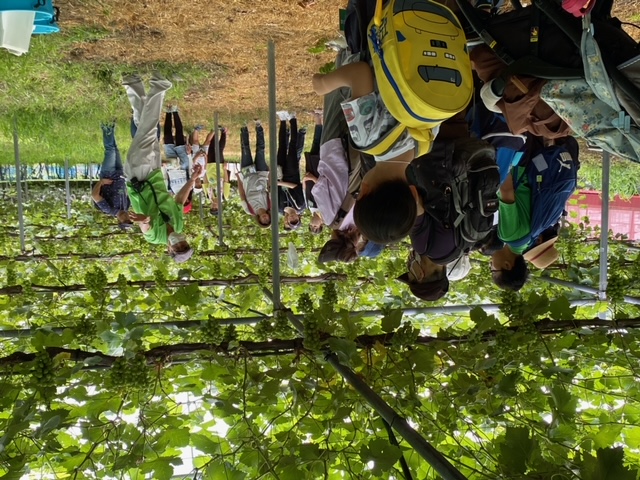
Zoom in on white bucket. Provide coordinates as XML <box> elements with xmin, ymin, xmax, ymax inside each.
<box><xmin>0</xmin><ymin>11</ymin><xmax>35</xmax><ymax>56</ymax></box>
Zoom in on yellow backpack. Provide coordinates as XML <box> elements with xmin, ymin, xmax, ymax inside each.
<box><xmin>363</xmin><ymin>0</ymin><xmax>474</xmax><ymax>158</ymax></box>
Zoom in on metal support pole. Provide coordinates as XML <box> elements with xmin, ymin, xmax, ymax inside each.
<box><xmin>213</xmin><ymin>112</ymin><xmax>224</xmax><ymax>246</ymax></box>
<box><xmin>325</xmin><ymin>353</ymin><xmax>467</xmax><ymax>480</ymax></box>
<box><xmin>599</xmin><ymin>151</ymin><xmax>610</xmax><ymax>301</ymax></box>
<box><xmin>263</xmin><ymin>285</ymin><xmax>467</xmax><ymax>480</ymax></box>
<box><xmin>64</xmin><ymin>158</ymin><xmax>71</xmax><ymax>220</ymax></box>
<box><xmin>538</xmin><ymin>276</ymin><xmax>640</xmax><ymax>306</ymax></box>
<box><xmin>199</xmin><ymin>191</ymin><xmax>204</xmax><ymax>221</ymax></box>
<box><xmin>13</xmin><ymin>117</ymin><xmax>26</xmax><ymax>253</ymax></box>
<box><xmin>267</xmin><ymin>40</ymin><xmax>281</xmax><ymax>309</ymax></box>
<box><xmin>0</xmin><ymin>298</ymin><xmax>605</xmax><ymax>338</ymax></box>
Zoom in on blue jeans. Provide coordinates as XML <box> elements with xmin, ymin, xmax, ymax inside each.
<box><xmin>100</xmin><ymin>125</ymin><xmax>123</xmax><ymax>176</ymax></box>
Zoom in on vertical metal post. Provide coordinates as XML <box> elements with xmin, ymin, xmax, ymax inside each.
<box><xmin>213</xmin><ymin>112</ymin><xmax>224</xmax><ymax>246</ymax></box>
<box><xmin>267</xmin><ymin>40</ymin><xmax>281</xmax><ymax>308</ymax></box>
<box><xmin>199</xmin><ymin>191</ymin><xmax>204</xmax><ymax>221</ymax></box>
<box><xmin>13</xmin><ymin>117</ymin><xmax>26</xmax><ymax>253</ymax></box>
<box><xmin>599</xmin><ymin>151</ymin><xmax>610</xmax><ymax>301</ymax></box>
<box><xmin>64</xmin><ymin>158</ymin><xmax>71</xmax><ymax>220</ymax></box>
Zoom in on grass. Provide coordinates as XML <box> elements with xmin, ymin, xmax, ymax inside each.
<box><xmin>0</xmin><ymin>27</ymin><xmax>215</xmax><ymax>165</ymax></box>
<box><xmin>577</xmin><ymin>146</ymin><xmax>640</xmax><ymax>198</ymax></box>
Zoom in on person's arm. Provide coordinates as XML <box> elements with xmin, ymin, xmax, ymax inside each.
<box><xmin>236</xmin><ymin>175</ymin><xmax>247</xmax><ymax>202</ymax></box>
<box><xmin>174</xmin><ymin>177</ymin><xmax>196</xmax><ymax>205</ymax></box>
<box><xmin>130</xmin><ymin>212</ymin><xmax>152</xmax><ymax>233</ymax></box>
<box><xmin>499</xmin><ymin>171</ymin><xmax>516</xmax><ymax>204</ymax></box>
<box><xmin>303</xmin><ymin>173</ymin><xmax>318</xmax><ymax>184</ymax></box>
<box><xmin>312</xmin><ymin>61</ymin><xmax>374</xmax><ymax>99</ymax></box>
<box><xmin>175</xmin><ymin>164</ymin><xmax>203</xmax><ymax>205</ymax></box>
<box><xmin>91</xmin><ymin>178</ymin><xmax>112</xmax><ymax>202</ymax></box>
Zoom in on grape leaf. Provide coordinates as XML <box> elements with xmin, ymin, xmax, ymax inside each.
<box><xmin>359</xmin><ymin>438</ymin><xmax>403</xmax><ymax>475</ymax></box>
<box><xmin>581</xmin><ymin>448</ymin><xmax>638</xmax><ymax>480</ymax></box>
<box><xmin>498</xmin><ymin>427</ymin><xmax>536</xmax><ymax>474</ymax></box>
<box><xmin>381</xmin><ymin>309</ymin><xmax>402</xmax><ymax>333</ymax></box>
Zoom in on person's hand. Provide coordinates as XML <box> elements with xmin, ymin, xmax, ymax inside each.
<box><xmin>303</xmin><ymin>173</ymin><xmax>318</xmax><ymax>183</ymax></box>
<box><xmin>129</xmin><ymin>212</ymin><xmax>150</xmax><ymax>223</ymax></box>
<box><xmin>101</xmin><ymin>178</ymin><xmax>114</xmax><ymax>185</ymax></box>
<box><xmin>192</xmin><ymin>163</ymin><xmax>203</xmax><ymax>178</ymax></box>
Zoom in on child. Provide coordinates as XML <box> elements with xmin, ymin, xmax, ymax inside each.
<box><xmin>276</xmin><ymin>113</ymin><xmax>306</xmax><ymax>230</ymax></box>
<box><xmin>163</xmin><ymin>106</ymin><xmax>191</xmax><ymax>174</ymax></box>
<box><xmin>236</xmin><ymin>121</ymin><xmax>271</xmax><ymax>227</ymax></box>
<box><xmin>312</xmin><ymin>61</ymin><xmax>420</xmax><ymax>244</ymax></box>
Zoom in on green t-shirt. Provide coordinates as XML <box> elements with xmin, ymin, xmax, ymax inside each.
<box><xmin>498</xmin><ymin>167</ymin><xmax>532</xmax><ymax>255</ymax></box>
<box><xmin>127</xmin><ymin>169</ymin><xmax>184</xmax><ymax>245</ymax></box>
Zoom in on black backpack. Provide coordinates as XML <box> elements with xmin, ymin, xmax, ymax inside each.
<box><xmin>406</xmin><ymin>137</ymin><xmax>500</xmax><ymax>264</ymax></box>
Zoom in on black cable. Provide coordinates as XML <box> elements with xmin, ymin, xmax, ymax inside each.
<box><xmin>382</xmin><ymin>418</ymin><xmax>414</xmax><ymax>480</ymax></box>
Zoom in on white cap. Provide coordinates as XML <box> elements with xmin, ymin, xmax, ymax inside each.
<box><xmin>446</xmin><ymin>255</ymin><xmax>471</xmax><ymax>281</ymax></box>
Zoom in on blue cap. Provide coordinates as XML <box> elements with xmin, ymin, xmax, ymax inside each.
<box><xmin>359</xmin><ymin>241</ymin><xmax>384</xmax><ymax>258</ymax></box>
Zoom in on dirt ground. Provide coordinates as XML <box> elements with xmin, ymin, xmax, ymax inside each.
<box><xmin>59</xmin><ymin>0</ymin><xmax>640</xmax><ymax>139</ymax></box>
<box><xmin>61</xmin><ymin>0</ymin><xmax>345</xmax><ymax>123</ymax></box>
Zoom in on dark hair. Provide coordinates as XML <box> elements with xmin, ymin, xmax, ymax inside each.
<box><xmin>476</xmin><ymin>227</ymin><xmax>504</xmax><ymax>256</ymax></box>
<box><xmin>353</xmin><ymin>179</ymin><xmax>416</xmax><ymax>244</ymax></box>
<box><xmin>492</xmin><ymin>255</ymin><xmax>529</xmax><ymax>291</ymax></box>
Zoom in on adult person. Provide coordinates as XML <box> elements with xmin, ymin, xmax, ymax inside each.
<box><xmin>276</xmin><ymin>113</ymin><xmax>306</xmax><ymax>231</ymax></box>
<box><xmin>305</xmin><ymin>49</ymin><xmax>373</xmax><ymax>232</ymax></box>
<box><xmin>163</xmin><ymin>105</ymin><xmax>191</xmax><ymax>174</ymax></box>
<box><xmin>91</xmin><ymin>121</ymin><xmax>132</xmax><ymax>229</ymax></box>
<box><xmin>122</xmin><ymin>72</ymin><xmax>195</xmax><ymax>263</ymax></box>
<box><xmin>490</xmin><ymin>135</ymin><xmax>579</xmax><ymax>291</ymax></box>
<box><xmin>312</xmin><ymin>58</ymin><xmax>423</xmax><ymax>245</ymax></box>
<box><xmin>304</xmin><ymin>111</ymin><xmax>324</xmax><ymax>234</ymax></box>
<box><xmin>398</xmin><ymin>110</ymin><xmax>498</xmax><ymax>301</ymax></box>
<box><xmin>237</xmin><ymin>121</ymin><xmax>271</xmax><ymax>227</ymax></box>
<box><xmin>200</xmin><ymin>126</ymin><xmax>231</xmax><ymax>215</ymax></box>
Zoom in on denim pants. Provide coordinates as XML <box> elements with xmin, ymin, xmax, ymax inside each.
<box><xmin>100</xmin><ymin>125</ymin><xmax>123</xmax><ymax>177</ymax></box>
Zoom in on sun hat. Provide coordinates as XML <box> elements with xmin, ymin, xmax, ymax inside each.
<box><xmin>446</xmin><ymin>255</ymin><xmax>471</xmax><ymax>281</ymax></box>
<box><xmin>523</xmin><ymin>236</ymin><xmax>560</xmax><ymax>269</ymax></box>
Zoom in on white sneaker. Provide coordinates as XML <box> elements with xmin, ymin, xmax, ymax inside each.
<box><xmin>276</xmin><ymin>111</ymin><xmax>289</xmax><ymax>121</ymax></box>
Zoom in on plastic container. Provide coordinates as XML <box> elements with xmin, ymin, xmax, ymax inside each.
<box><xmin>0</xmin><ymin>11</ymin><xmax>35</xmax><ymax>56</ymax></box>
<box><xmin>0</xmin><ymin>0</ymin><xmax>54</xmax><ymax>21</ymax></box>
<box><xmin>33</xmin><ymin>18</ymin><xmax>60</xmax><ymax>35</ymax></box>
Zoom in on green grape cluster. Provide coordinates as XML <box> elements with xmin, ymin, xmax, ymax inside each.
<box><xmin>107</xmin><ymin>354</ymin><xmax>151</xmax><ymax>391</ymax></box>
<box><xmin>59</xmin><ymin>265</ymin><xmax>72</xmax><ymax>283</ymax></box>
<box><xmin>223</xmin><ymin>324</ymin><xmax>237</xmax><ymax>343</ymax></box>
<box><xmin>297</xmin><ymin>293</ymin><xmax>314</xmax><ymax>313</ymax></box>
<box><xmin>391</xmin><ymin>321</ymin><xmax>419</xmax><ymax>348</ymax></box>
<box><xmin>254</xmin><ymin>319</ymin><xmax>274</xmax><ymax>340</ymax></box>
<box><xmin>84</xmin><ymin>267</ymin><xmax>108</xmax><ymax>301</ymax></box>
<box><xmin>117</xmin><ymin>274</ymin><xmax>128</xmax><ymax>291</ymax></box>
<box><xmin>201</xmin><ymin>318</ymin><xmax>223</xmax><ymax>345</ymax></box>
<box><xmin>321</xmin><ymin>282</ymin><xmax>338</xmax><ymax>310</ymax></box>
<box><xmin>607</xmin><ymin>272</ymin><xmax>626</xmax><ymax>304</ymax></box>
<box><xmin>153</xmin><ymin>269</ymin><xmax>167</xmax><ymax>289</ymax></box>
<box><xmin>273</xmin><ymin>311</ymin><xmax>292</xmax><ymax>338</ymax></box>
<box><xmin>74</xmin><ymin>316</ymin><xmax>97</xmax><ymax>343</ymax></box>
<box><xmin>6</xmin><ymin>262</ymin><xmax>17</xmax><ymax>286</ymax></box>
<box><xmin>21</xmin><ymin>282</ymin><xmax>36</xmax><ymax>301</ymax></box>
<box><xmin>499</xmin><ymin>290</ymin><xmax>528</xmax><ymax>323</ymax></box>
<box><xmin>303</xmin><ymin>314</ymin><xmax>324</xmax><ymax>351</ymax></box>
<box><xmin>211</xmin><ymin>262</ymin><xmax>222</xmax><ymax>277</ymax></box>
<box><xmin>31</xmin><ymin>350</ymin><xmax>55</xmax><ymax>388</ymax></box>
